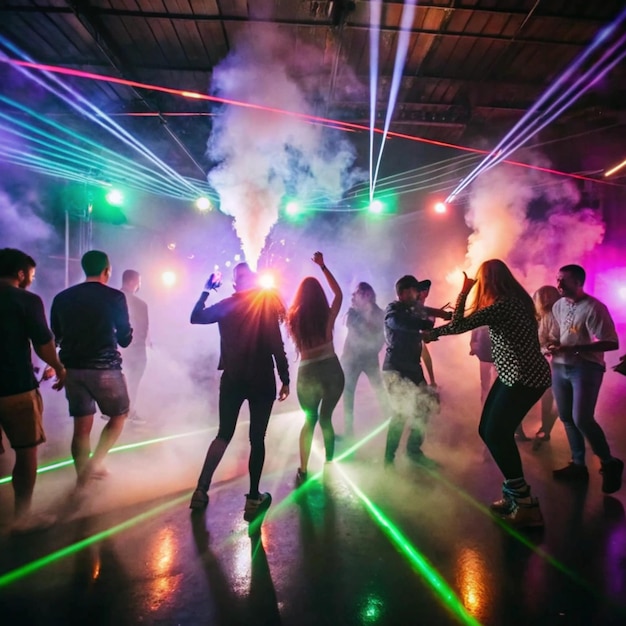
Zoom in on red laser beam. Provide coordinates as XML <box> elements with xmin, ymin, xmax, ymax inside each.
<box><xmin>4</xmin><ymin>59</ymin><xmax>608</xmax><ymax>186</ymax></box>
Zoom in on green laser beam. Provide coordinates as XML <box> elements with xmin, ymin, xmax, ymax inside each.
<box><xmin>0</xmin><ymin>428</ymin><xmax>215</xmax><ymax>486</ymax></box>
<box><xmin>0</xmin><ymin>495</ymin><xmax>188</xmax><ymax>588</ymax></box>
<box><xmin>338</xmin><ymin>469</ymin><xmax>482</xmax><ymax>626</ymax></box>
<box><xmin>417</xmin><ymin>464</ymin><xmax>593</xmax><ymax>589</ymax></box>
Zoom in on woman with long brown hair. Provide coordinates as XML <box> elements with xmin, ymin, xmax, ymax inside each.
<box><xmin>287</xmin><ymin>252</ymin><xmax>344</xmax><ymax>485</ymax></box>
<box><xmin>424</xmin><ymin>259</ymin><xmax>551</xmax><ymax>528</ymax></box>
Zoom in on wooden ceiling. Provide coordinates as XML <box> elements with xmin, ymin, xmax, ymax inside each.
<box><xmin>1</xmin><ymin>0</ymin><xmax>624</xmax><ymax>180</ymax></box>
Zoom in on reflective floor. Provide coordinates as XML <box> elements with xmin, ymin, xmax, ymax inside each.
<box><xmin>1</xmin><ymin>373</ymin><xmax>625</xmax><ymax>626</ymax></box>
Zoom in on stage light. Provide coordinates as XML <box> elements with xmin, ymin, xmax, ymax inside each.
<box><xmin>161</xmin><ymin>271</ymin><xmax>177</xmax><ymax>287</ymax></box>
<box><xmin>259</xmin><ymin>272</ymin><xmax>276</xmax><ymax>289</ymax></box>
<box><xmin>105</xmin><ymin>189</ymin><xmax>123</xmax><ymax>206</ymax></box>
<box><xmin>618</xmin><ymin>286</ymin><xmax>626</xmax><ymax>300</ymax></box>
<box><xmin>195</xmin><ymin>196</ymin><xmax>212</xmax><ymax>211</ymax></box>
<box><xmin>285</xmin><ymin>200</ymin><xmax>301</xmax><ymax>217</ymax></box>
<box><xmin>167</xmin><ymin>242</ymin><xmax>176</xmax><ymax>250</ymax></box>
<box><xmin>225</xmin><ymin>260</ymin><xmax>232</xmax><ymax>268</ymax></box>
<box><xmin>368</xmin><ymin>199</ymin><xmax>384</xmax><ymax>214</ymax></box>
<box><xmin>234</xmin><ymin>254</ymin><xmax>241</xmax><ymax>262</ymax></box>
<box><xmin>434</xmin><ymin>202</ymin><xmax>447</xmax><ymax>214</ymax></box>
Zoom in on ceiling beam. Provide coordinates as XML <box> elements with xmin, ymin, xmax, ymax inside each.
<box><xmin>0</xmin><ymin>6</ymin><xmax>599</xmax><ymax>47</ymax></box>
<box><xmin>0</xmin><ymin>2</ymin><xmax>612</xmax><ymax>24</ymax></box>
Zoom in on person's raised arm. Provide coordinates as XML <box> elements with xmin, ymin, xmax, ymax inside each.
<box><xmin>312</xmin><ymin>251</ymin><xmax>343</xmax><ymax>325</ymax></box>
<box><xmin>190</xmin><ymin>272</ymin><xmax>222</xmax><ymax>324</ymax></box>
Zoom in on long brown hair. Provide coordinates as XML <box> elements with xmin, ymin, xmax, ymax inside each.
<box><xmin>533</xmin><ymin>285</ymin><xmax>560</xmax><ymax>320</ymax></box>
<box><xmin>469</xmin><ymin>259</ymin><xmax>535</xmax><ymax>317</ymax></box>
<box><xmin>287</xmin><ymin>277</ymin><xmax>330</xmax><ymax>353</ymax></box>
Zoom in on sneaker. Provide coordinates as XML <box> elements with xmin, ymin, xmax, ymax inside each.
<box><xmin>243</xmin><ymin>492</ymin><xmax>272</xmax><ymax>522</ymax></box>
<box><xmin>600</xmin><ymin>458</ymin><xmax>624</xmax><ymax>494</ymax></box>
<box><xmin>11</xmin><ymin>512</ymin><xmax>56</xmax><ymax>534</ymax></box>
<box><xmin>189</xmin><ymin>488</ymin><xmax>209</xmax><ymax>510</ymax></box>
<box><xmin>295</xmin><ymin>468</ymin><xmax>307</xmax><ymax>487</ymax></box>
<box><xmin>498</xmin><ymin>498</ymin><xmax>544</xmax><ymax>529</ymax></box>
<box><xmin>553</xmin><ymin>462</ymin><xmax>589</xmax><ymax>481</ymax></box>
<box><xmin>130</xmin><ymin>416</ymin><xmax>148</xmax><ymax>426</ymax></box>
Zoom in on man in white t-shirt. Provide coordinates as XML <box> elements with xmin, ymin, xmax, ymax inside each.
<box><xmin>547</xmin><ymin>264</ymin><xmax>622</xmax><ymax>494</ymax></box>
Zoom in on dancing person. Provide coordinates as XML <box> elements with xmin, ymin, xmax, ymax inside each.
<box><xmin>548</xmin><ymin>264</ymin><xmax>622</xmax><ymax>493</ymax></box>
<box><xmin>120</xmin><ymin>269</ymin><xmax>150</xmax><ymax>426</ymax></box>
<box><xmin>424</xmin><ymin>260</ymin><xmax>551</xmax><ymax>528</ymax></box>
<box><xmin>51</xmin><ymin>250</ymin><xmax>132</xmax><ymax>487</ymax></box>
<box><xmin>382</xmin><ymin>275</ymin><xmax>450</xmax><ymax>467</ymax></box>
<box><xmin>341</xmin><ymin>282</ymin><xmax>386</xmax><ymax>439</ymax></box>
<box><xmin>532</xmin><ymin>285</ymin><xmax>561</xmax><ymax>449</ymax></box>
<box><xmin>287</xmin><ymin>252</ymin><xmax>344</xmax><ymax>485</ymax></box>
<box><xmin>189</xmin><ymin>263</ymin><xmax>289</xmax><ymax>522</ymax></box>
<box><xmin>0</xmin><ymin>249</ymin><xmax>66</xmax><ymax>531</ymax></box>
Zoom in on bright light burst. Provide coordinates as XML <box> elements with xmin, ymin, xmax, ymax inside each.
<box><xmin>161</xmin><ymin>271</ymin><xmax>177</xmax><ymax>287</ymax></box>
<box><xmin>258</xmin><ymin>272</ymin><xmax>276</xmax><ymax>289</ymax></box>
<box><xmin>105</xmin><ymin>189</ymin><xmax>124</xmax><ymax>206</ymax></box>
<box><xmin>195</xmin><ymin>196</ymin><xmax>212</xmax><ymax>211</ymax></box>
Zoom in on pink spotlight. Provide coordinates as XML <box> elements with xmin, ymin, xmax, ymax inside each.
<box><xmin>434</xmin><ymin>202</ymin><xmax>447</xmax><ymax>214</ymax></box>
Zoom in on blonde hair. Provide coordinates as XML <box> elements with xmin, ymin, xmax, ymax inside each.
<box><xmin>533</xmin><ymin>285</ymin><xmax>560</xmax><ymax>319</ymax></box>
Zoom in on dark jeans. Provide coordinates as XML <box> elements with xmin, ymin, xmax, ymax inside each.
<box><xmin>342</xmin><ymin>353</ymin><xmax>386</xmax><ymax>435</ymax></box>
<box><xmin>480</xmin><ymin>378</ymin><xmax>547</xmax><ymax>479</ymax></box>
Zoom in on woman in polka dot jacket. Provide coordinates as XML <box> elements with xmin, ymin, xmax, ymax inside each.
<box><xmin>424</xmin><ymin>259</ymin><xmax>551</xmax><ymax>529</ymax></box>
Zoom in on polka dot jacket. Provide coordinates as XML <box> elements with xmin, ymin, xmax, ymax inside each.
<box><xmin>432</xmin><ymin>291</ymin><xmax>551</xmax><ymax>389</ymax></box>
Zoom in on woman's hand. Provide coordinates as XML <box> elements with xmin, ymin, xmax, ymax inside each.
<box><xmin>461</xmin><ymin>271</ymin><xmax>477</xmax><ymax>294</ymax></box>
<box><xmin>312</xmin><ymin>251</ymin><xmax>325</xmax><ymax>267</ymax></box>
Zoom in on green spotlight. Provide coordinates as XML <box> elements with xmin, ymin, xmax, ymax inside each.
<box><xmin>368</xmin><ymin>199</ymin><xmax>384</xmax><ymax>214</ymax></box>
<box><xmin>105</xmin><ymin>189</ymin><xmax>124</xmax><ymax>206</ymax></box>
<box><xmin>285</xmin><ymin>200</ymin><xmax>301</xmax><ymax>217</ymax></box>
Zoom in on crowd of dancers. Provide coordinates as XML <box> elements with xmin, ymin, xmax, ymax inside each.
<box><xmin>1</xmin><ymin>246</ymin><xmax>624</xmax><ymax>533</ymax></box>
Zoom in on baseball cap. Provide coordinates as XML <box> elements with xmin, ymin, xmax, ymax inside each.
<box><xmin>417</xmin><ymin>279</ymin><xmax>431</xmax><ymax>292</ymax></box>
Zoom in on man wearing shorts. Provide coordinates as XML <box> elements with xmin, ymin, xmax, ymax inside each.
<box><xmin>0</xmin><ymin>248</ymin><xmax>66</xmax><ymax>530</ymax></box>
<box><xmin>51</xmin><ymin>250</ymin><xmax>132</xmax><ymax>486</ymax></box>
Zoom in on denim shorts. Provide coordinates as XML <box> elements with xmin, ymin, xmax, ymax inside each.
<box><xmin>65</xmin><ymin>369</ymin><xmax>130</xmax><ymax>418</ymax></box>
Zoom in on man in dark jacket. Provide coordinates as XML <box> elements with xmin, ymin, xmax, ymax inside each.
<box><xmin>189</xmin><ymin>263</ymin><xmax>289</xmax><ymax>522</ymax></box>
<box><xmin>51</xmin><ymin>250</ymin><xmax>132</xmax><ymax>486</ymax></box>
<box><xmin>382</xmin><ymin>275</ymin><xmax>450</xmax><ymax>466</ymax></box>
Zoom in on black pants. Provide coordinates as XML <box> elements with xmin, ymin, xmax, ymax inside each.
<box><xmin>480</xmin><ymin>378</ymin><xmax>547</xmax><ymax>479</ymax></box>
<box><xmin>218</xmin><ymin>373</ymin><xmax>276</xmax><ymax>447</ymax></box>
<box><xmin>342</xmin><ymin>353</ymin><xmax>386</xmax><ymax>435</ymax></box>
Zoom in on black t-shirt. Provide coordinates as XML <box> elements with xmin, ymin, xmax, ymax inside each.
<box><xmin>51</xmin><ymin>282</ymin><xmax>133</xmax><ymax>370</ymax></box>
<box><xmin>0</xmin><ymin>285</ymin><xmax>53</xmax><ymax>397</ymax></box>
